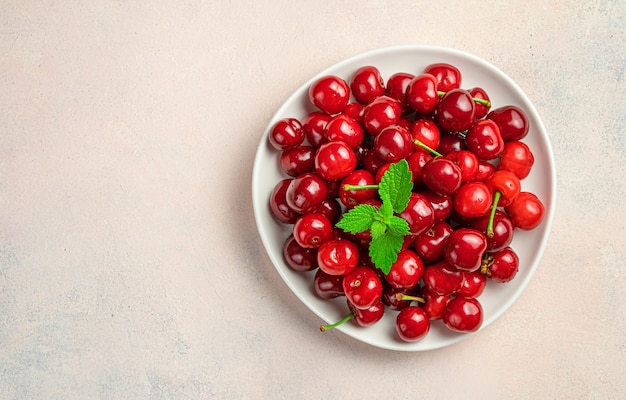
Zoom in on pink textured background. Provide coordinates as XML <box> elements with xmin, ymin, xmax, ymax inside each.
<box><xmin>1</xmin><ymin>1</ymin><xmax>624</xmax><ymax>398</ymax></box>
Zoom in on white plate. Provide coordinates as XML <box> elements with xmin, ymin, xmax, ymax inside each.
<box><xmin>252</xmin><ymin>45</ymin><xmax>556</xmax><ymax>351</ymax></box>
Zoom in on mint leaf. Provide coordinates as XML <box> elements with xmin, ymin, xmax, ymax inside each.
<box><xmin>387</xmin><ymin>215</ymin><xmax>410</xmax><ymax>237</ymax></box>
<box><xmin>378</xmin><ymin>159</ymin><xmax>413</xmax><ymax>213</ymax></box>
<box><xmin>369</xmin><ymin>233</ymin><xmax>405</xmax><ymax>274</ymax></box>
<box><xmin>370</xmin><ymin>220</ymin><xmax>387</xmax><ymax>241</ymax></box>
<box><xmin>336</xmin><ymin>204</ymin><xmax>377</xmax><ymax>233</ymax></box>
<box><xmin>378</xmin><ymin>201</ymin><xmax>393</xmax><ymax>221</ymax></box>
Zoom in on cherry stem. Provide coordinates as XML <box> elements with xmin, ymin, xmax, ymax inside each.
<box><xmin>395</xmin><ymin>293</ymin><xmax>426</xmax><ymax>303</ymax></box>
<box><xmin>343</xmin><ymin>183</ymin><xmax>379</xmax><ymax>191</ymax></box>
<box><xmin>486</xmin><ymin>190</ymin><xmax>502</xmax><ymax>238</ymax></box>
<box><xmin>320</xmin><ymin>312</ymin><xmax>354</xmax><ymax>332</ymax></box>
<box><xmin>413</xmin><ymin>139</ymin><xmax>443</xmax><ymax>157</ymax></box>
<box><xmin>437</xmin><ymin>90</ymin><xmax>491</xmax><ymax>107</ymax></box>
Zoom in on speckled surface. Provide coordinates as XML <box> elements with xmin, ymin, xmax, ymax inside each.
<box><xmin>1</xmin><ymin>1</ymin><xmax>625</xmax><ymax>399</ymax></box>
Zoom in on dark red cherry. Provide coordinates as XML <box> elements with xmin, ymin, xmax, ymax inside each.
<box><xmin>398</xmin><ymin>193</ymin><xmax>436</xmax><ymax>236</ymax></box>
<box><xmin>268</xmin><ymin>118</ymin><xmax>305</xmax><ymax>150</ymax></box>
<box><xmin>443</xmin><ymin>228</ymin><xmax>488</xmax><ymax>272</ymax></box>
<box><xmin>442</xmin><ymin>296</ymin><xmax>483</xmax><ymax>333</ymax></box>
<box><xmin>456</xmin><ymin>270</ymin><xmax>487</xmax><ymax>297</ymax></box>
<box><xmin>424</xmin><ymin>63</ymin><xmax>461</xmax><ymax>92</ymax></box>
<box><xmin>280</xmin><ymin>145</ymin><xmax>315</xmax><ymax>176</ymax></box>
<box><xmin>396</xmin><ymin>306</ymin><xmax>430</xmax><ymax>342</ymax></box>
<box><xmin>486</xmin><ymin>105</ymin><xmax>529</xmax><ymax>141</ymax></box>
<box><xmin>421</xmin><ymin>189</ymin><xmax>453</xmax><ymax>223</ymax></box>
<box><xmin>470</xmin><ymin>210</ymin><xmax>514</xmax><ymax>252</ymax></box>
<box><xmin>302</xmin><ymin>111</ymin><xmax>331</xmax><ymax>148</ymax></box>
<box><xmin>339</xmin><ymin>169</ymin><xmax>378</xmax><ymax>209</ymax></box>
<box><xmin>349</xmin><ymin>65</ymin><xmax>386</xmax><ymax>104</ymax></box>
<box><xmin>385</xmin><ymin>72</ymin><xmax>414</xmax><ymax>114</ymax></box>
<box><xmin>420</xmin><ymin>285</ymin><xmax>450</xmax><ymax>320</ymax></box>
<box><xmin>481</xmin><ymin>247</ymin><xmax>519</xmax><ymax>283</ymax></box>
<box><xmin>465</xmin><ymin>119</ymin><xmax>505</xmax><ymax>161</ymax></box>
<box><xmin>384</xmin><ymin>249</ymin><xmax>424</xmax><ymax>290</ymax></box>
<box><xmin>413</xmin><ymin>221</ymin><xmax>453</xmax><ymax>264</ymax></box>
<box><xmin>437</xmin><ymin>89</ymin><xmax>475</xmax><ymax>133</ymax></box>
<box><xmin>422</xmin><ymin>260</ymin><xmax>464</xmax><ymax>296</ymax></box>
<box><xmin>283</xmin><ymin>235</ymin><xmax>318</xmax><ymax>272</ymax></box>
<box><xmin>285</xmin><ymin>172</ymin><xmax>328</xmax><ymax>214</ymax></box>
<box><xmin>269</xmin><ymin>178</ymin><xmax>300</xmax><ymax>224</ymax></box>
<box><xmin>308</xmin><ymin>75</ymin><xmax>350</xmax><ymax>115</ymax></box>
<box><xmin>406</xmin><ymin>73</ymin><xmax>439</xmax><ymax>114</ymax></box>
<box><xmin>468</xmin><ymin>87</ymin><xmax>491</xmax><ymax>119</ymax></box>
<box><xmin>421</xmin><ymin>157</ymin><xmax>463</xmax><ymax>196</ymax></box>
<box><xmin>373</xmin><ymin>124</ymin><xmax>414</xmax><ymax>163</ymax></box>
<box><xmin>314</xmin><ymin>269</ymin><xmax>344</xmax><ymax>299</ymax></box>
<box><xmin>362</xmin><ymin>95</ymin><xmax>403</xmax><ymax>136</ymax></box>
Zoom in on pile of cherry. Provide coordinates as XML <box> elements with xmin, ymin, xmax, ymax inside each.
<box><xmin>267</xmin><ymin>62</ymin><xmax>545</xmax><ymax>342</ymax></box>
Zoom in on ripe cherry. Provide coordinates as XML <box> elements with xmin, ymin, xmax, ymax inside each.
<box><xmin>373</xmin><ymin>124</ymin><xmax>414</xmax><ymax>163</ymax></box>
<box><xmin>314</xmin><ymin>268</ymin><xmax>344</xmax><ymax>299</ymax></box>
<box><xmin>285</xmin><ymin>172</ymin><xmax>328</xmax><ymax>214</ymax></box>
<box><xmin>436</xmin><ymin>131</ymin><xmax>467</xmax><ymax>155</ymax></box>
<box><xmin>456</xmin><ymin>270</ymin><xmax>487</xmax><ymax>297</ymax></box>
<box><xmin>292</xmin><ymin>213</ymin><xmax>333</xmax><ymax>249</ymax></box>
<box><xmin>342</xmin><ymin>102</ymin><xmax>365</xmax><ymax>123</ymax></box>
<box><xmin>324</xmin><ymin>114</ymin><xmax>364</xmax><ymax>150</ymax></box>
<box><xmin>505</xmin><ymin>191</ymin><xmax>545</xmax><ymax>230</ymax></box>
<box><xmin>421</xmin><ymin>157</ymin><xmax>463</xmax><ymax>196</ymax></box>
<box><xmin>280</xmin><ymin>145</ymin><xmax>315</xmax><ymax>177</ymax></box>
<box><xmin>442</xmin><ymin>296</ymin><xmax>483</xmax><ymax>333</ymax></box>
<box><xmin>485</xmin><ymin>170</ymin><xmax>521</xmax><ymax>208</ymax></box>
<box><xmin>444</xmin><ymin>228</ymin><xmax>488</xmax><ymax>272</ymax></box>
<box><xmin>317</xmin><ymin>239</ymin><xmax>360</xmax><ymax>276</ymax></box>
<box><xmin>268</xmin><ymin>118</ymin><xmax>305</xmax><ymax>150</ymax></box>
<box><xmin>486</xmin><ymin>105</ymin><xmax>529</xmax><ymax>141</ymax></box>
<box><xmin>497</xmin><ymin>140</ymin><xmax>535</xmax><ymax>179</ymax></box>
<box><xmin>470</xmin><ymin>210</ymin><xmax>514</xmax><ymax>252</ymax></box>
<box><xmin>339</xmin><ymin>169</ymin><xmax>378</xmax><ymax>208</ymax></box>
<box><xmin>384</xmin><ymin>249</ymin><xmax>425</xmax><ymax>290</ymax></box>
<box><xmin>420</xmin><ymin>285</ymin><xmax>451</xmax><ymax>320</ymax></box>
<box><xmin>385</xmin><ymin>72</ymin><xmax>414</xmax><ymax>114</ymax></box>
<box><xmin>410</xmin><ymin>119</ymin><xmax>440</xmax><ymax>154</ymax></box>
<box><xmin>396</xmin><ymin>306</ymin><xmax>430</xmax><ymax>342</ymax></box>
<box><xmin>342</xmin><ymin>266</ymin><xmax>383</xmax><ymax>310</ymax></box>
<box><xmin>270</xmin><ymin>178</ymin><xmax>300</xmax><ymax>224</ymax></box>
<box><xmin>474</xmin><ymin>160</ymin><xmax>496</xmax><ymax>182</ymax></box>
<box><xmin>469</xmin><ymin>87</ymin><xmax>491</xmax><ymax>119</ymax></box>
<box><xmin>406</xmin><ymin>73</ymin><xmax>439</xmax><ymax>114</ymax></box>
<box><xmin>320</xmin><ymin>299</ymin><xmax>385</xmax><ymax>331</ymax></box>
<box><xmin>406</xmin><ymin>151</ymin><xmax>433</xmax><ymax>190</ymax></box>
<box><xmin>481</xmin><ymin>247</ymin><xmax>519</xmax><ymax>283</ymax></box>
<box><xmin>465</xmin><ymin>119</ymin><xmax>505</xmax><ymax>161</ymax></box>
<box><xmin>310</xmin><ymin>198</ymin><xmax>342</xmax><ymax>225</ymax></box>
<box><xmin>398</xmin><ymin>193</ymin><xmax>436</xmax><ymax>236</ymax></box>
<box><xmin>314</xmin><ymin>141</ymin><xmax>357</xmax><ymax>181</ymax></box>
<box><xmin>452</xmin><ymin>181</ymin><xmax>493</xmax><ymax>219</ymax></box>
<box><xmin>362</xmin><ymin>95</ymin><xmax>403</xmax><ymax>136</ymax></box>
<box><xmin>424</xmin><ymin>62</ymin><xmax>461</xmax><ymax>92</ymax></box>
<box><xmin>413</xmin><ymin>221</ymin><xmax>453</xmax><ymax>263</ymax></box>
<box><xmin>308</xmin><ymin>75</ymin><xmax>350</xmax><ymax>115</ymax></box>
<box><xmin>437</xmin><ymin>89</ymin><xmax>476</xmax><ymax>133</ymax></box>
<box><xmin>302</xmin><ymin>111</ymin><xmax>331</xmax><ymax>148</ymax></box>
<box><xmin>349</xmin><ymin>65</ymin><xmax>386</xmax><ymax>104</ymax></box>
<box><xmin>422</xmin><ymin>260</ymin><xmax>464</xmax><ymax>296</ymax></box>
<box><xmin>445</xmin><ymin>149</ymin><xmax>479</xmax><ymax>182</ymax></box>
<box><xmin>382</xmin><ymin>285</ymin><xmax>415</xmax><ymax>311</ymax></box>
<box><xmin>421</xmin><ymin>189</ymin><xmax>453</xmax><ymax>223</ymax></box>
<box><xmin>283</xmin><ymin>235</ymin><xmax>318</xmax><ymax>272</ymax></box>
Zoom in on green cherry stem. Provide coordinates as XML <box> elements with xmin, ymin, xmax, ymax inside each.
<box><xmin>486</xmin><ymin>191</ymin><xmax>502</xmax><ymax>238</ymax></box>
<box><xmin>342</xmin><ymin>183</ymin><xmax>379</xmax><ymax>191</ymax></box>
<box><xmin>395</xmin><ymin>293</ymin><xmax>426</xmax><ymax>303</ymax></box>
<box><xmin>437</xmin><ymin>90</ymin><xmax>491</xmax><ymax>107</ymax></box>
<box><xmin>320</xmin><ymin>312</ymin><xmax>354</xmax><ymax>331</ymax></box>
<box><xmin>413</xmin><ymin>139</ymin><xmax>443</xmax><ymax>157</ymax></box>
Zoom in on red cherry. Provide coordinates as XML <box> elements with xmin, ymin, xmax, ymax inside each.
<box><xmin>384</xmin><ymin>249</ymin><xmax>425</xmax><ymax>290</ymax></box>
<box><xmin>413</xmin><ymin>221</ymin><xmax>453</xmax><ymax>264</ymax></box>
<box><xmin>349</xmin><ymin>65</ymin><xmax>386</xmax><ymax>104</ymax></box>
<box><xmin>324</xmin><ymin>114</ymin><xmax>364</xmax><ymax>150</ymax></box>
<box><xmin>437</xmin><ymin>89</ymin><xmax>476</xmax><ymax>133</ymax></box>
<box><xmin>292</xmin><ymin>213</ymin><xmax>333</xmax><ymax>249</ymax></box>
<box><xmin>421</xmin><ymin>157</ymin><xmax>463</xmax><ymax>196</ymax></box>
<box><xmin>456</xmin><ymin>270</ymin><xmax>487</xmax><ymax>297</ymax></box>
<box><xmin>398</xmin><ymin>193</ymin><xmax>436</xmax><ymax>236</ymax></box>
<box><xmin>444</xmin><ymin>228</ymin><xmax>488</xmax><ymax>272</ymax></box>
<box><xmin>348</xmin><ymin>299</ymin><xmax>385</xmax><ymax>327</ymax></box>
<box><xmin>385</xmin><ymin>72</ymin><xmax>414</xmax><ymax>114</ymax></box>
<box><xmin>308</xmin><ymin>75</ymin><xmax>350</xmax><ymax>115</ymax></box>
<box><xmin>314</xmin><ymin>141</ymin><xmax>357</xmax><ymax>181</ymax></box>
<box><xmin>421</xmin><ymin>189</ymin><xmax>453</xmax><ymax>223</ymax></box>
<box><xmin>373</xmin><ymin>124</ymin><xmax>414</xmax><ymax>163</ymax></box>
<box><xmin>268</xmin><ymin>118</ymin><xmax>305</xmax><ymax>150</ymax></box>
<box><xmin>422</xmin><ymin>260</ymin><xmax>464</xmax><ymax>296</ymax></box>
<box><xmin>410</xmin><ymin>119</ymin><xmax>440</xmax><ymax>154</ymax></box>
<box><xmin>285</xmin><ymin>172</ymin><xmax>328</xmax><ymax>214</ymax></box>
<box><xmin>310</xmin><ymin>198</ymin><xmax>342</xmax><ymax>225</ymax></box>
<box><xmin>470</xmin><ymin>210</ymin><xmax>515</xmax><ymax>252</ymax></box>
<box><xmin>302</xmin><ymin>111</ymin><xmax>331</xmax><ymax>148</ymax></box>
<box><xmin>465</xmin><ymin>119</ymin><xmax>505</xmax><ymax>161</ymax></box>
<box><xmin>424</xmin><ymin>63</ymin><xmax>461</xmax><ymax>92</ymax></box>
<box><xmin>485</xmin><ymin>170</ymin><xmax>521</xmax><ymax>208</ymax></box>
<box><xmin>406</xmin><ymin>73</ymin><xmax>439</xmax><ymax>114</ymax></box>
<box><xmin>505</xmin><ymin>191</ymin><xmax>545</xmax><ymax>230</ymax></box>
<box><xmin>396</xmin><ymin>306</ymin><xmax>430</xmax><ymax>342</ymax></box>
<box><xmin>469</xmin><ymin>87</ymin><xmax>491</xmax><ymax>119</ymax></box>
<box><xmin>482</xmin><ymin>246</ymin><xmax>519</xmax><ymax>282</ymax></box>
<box><xmin>406</xmin><ymin>151</ymin><xmax>433</xmax><ymax>190</ymax></box>
<box><xmin>445</xmin><ymin>149</ymin><xmax>479</xmax><ymax>182</ymax></box>
<box><xmin>452</xmin><ymin>181</ymin><xmax>493</xmax><ymax>219</ymax></box>
<box><xmin>420</xmin><ymin>285</ymin><xmax>450</xmax><ymax>320</ymax></box>
<box><xmin>342</xmin><ymin>102</ymin><xmax>365</xmax><ymax>123</ymax></box>
<box><xmin>269</xmin><ymin>178</ymin><xmax>300</xmax><ymax>224</ymax></box>
<box><xmin>314</xmin><ymin>268</ymin><xmax>344</xmax><ymax>299</ymax></box>
<box><xmin>317</xmin><ymin>239</ymin><xmax>360</xmax><ymax>276</ymax></box>
<box><xmin>362</xmin><ymin>95</ymin><xmax>403</xmax><ymax>136</ymax></box>
<box><xmin>486</xmin><ymin>105</ymin><xmax>529</xmax><ymax>141</ymax></box>
<box><xmin>436</xmin><ymin>131</ymin><xmax>467</xmax><ymax>155</ymax></box>
<box><xmin>497</xmin><ymin>140</ymin><xmax>535</xmax><ymax>179</ymax></box>
<box><xmin>342</xmin><ymin>266</ymin><xmax>383</xmax><ymax>310</ymax></box>
<box><xmin>474</xmin><ymin>160</ymin><xmax>496</xmax><ymax>182</ymax></box>
<box><xmin>283</xmin><ymin>235</ymin><xmax>318</xmax><ymax>272</ymax></box>
<box><xmin>382</xmin><ymin>285</ymin><xmax>415</xmax><ymax>311</ymax></box>
<box><xmin>280</xmin><ymin>145</ymin><xmax>315</xmax><ymax>177</ymax></box>
<box><xmin>442</xmin><ymin>296</ymin><xmax>483</xmax><ymax>333</ymax></box>
<box><xmin>338</xmin><ymin>169</ymin><xmax>378</xmax><ymax>209</ymax></box>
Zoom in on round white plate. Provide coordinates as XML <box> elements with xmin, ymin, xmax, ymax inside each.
<box><xmin>252</xmin><ymin>45</ymin><xmax>556</xmax><ymax>351</ymax></box>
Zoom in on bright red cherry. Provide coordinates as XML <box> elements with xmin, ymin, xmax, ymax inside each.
<box><xmin>268</xmin><ymin>118</ymin><xmax>305</xmax><ymax>150</ymax></box>
<box><xmin>373</xmin><ymin>124</ymin><xmax>414</xmax><ymax>163</ymax></box>
<box><xmin>444</xmin><ymin>228</ymin><xmax>488</xmax><ymax>272</ymax></box>
<box><xmin>406</xmin><ymin>73</ymin><xmax>439</xmax><ymax>114</ymax></box>
<box><xmin>424</xmin><ymin>63</ymin><xmax>461</xmax><ymax>92</ymax></box>
<box><xmin>445</xmin><ymin>149</ymin><xmax>479</xmax><ymax>183</ymax></box>
<box><xmin>361</xmin><ymin>95</ymin><xmax>403</xmax><ymax>136</ymax></box>
<box><xmin>474</xmin><ymin>160</ymin><xmax>496</xmax><ymax>182</ymax></box>
<box><xmin>470</xmin><ymin>210</ymin><xmax>515</xmax><ymax>252</ymax></box>
<box><xmin>398</xmin><ymin>193</ymin><xmax>436</xmax><ymax>236</ymax></box>
<box><xmin>285</xmin><ymin>172</ymin><xmax>328</xmax><ymax>214</ymax></box>
<box><xmin>396</xmin><ymin>306</ymin><xmax>430</xmax><ymax>342</ymax></box>
<box><xmin>436</xmin><ymin>131</ymin><xmax>467</xmax><ymax>155</ymax></box>
<box><xmin>342</xmin><ymin>266</ymin><xmax>383</xmax><ymax>310</ymax></box>
<box><xmin>505</xmin><ymin>191</ymin><xmax>545</xmax><ymax>230</ymax></box>
<box><xmin>308</xmin><ymin>75</ymin><xmax>350</xmax><ymax>115</ymax></box>
<box><xmin>348</xmin><ymin>299</ymin><xmax>385</xmax><ymax>327</ymax></box>
<box><xmin>442</xmin><ymin>296</ymin><xmax>483</xmax><ymax>333</ymax></box>
<box><xmin>324</xmin><ymin>114</ymin><xmax>364</xmax><ymax>150</ymax></box>
<box><xmin>497</xmin><ymin>140</ymin><xmax>535</xmax><ymax>179</ymax></box>
<box><xmin>292</xmin><ymin>213</ymin><xmax>333</xmax><ymax>249</ymax></box>
<box><xmin>283</xmin><ymin>235</ymin><xmax>318</xmax><ymax>272</ymax></box>
<box><xmin>421</xmin><ymin>189</ymin><xmax>453</xmax><ymax>223</ymax></box>
<box><xmin>384</xmin><ymin>249</ymin><xmax>424</xmax><ymax>289</ymax></box>
<box><xmin>437</xmin><ymin>89</ymin><xmax>476</xmax><ymax>133</ymax></box>
<box><xmin>280</xmin><ymin>145</ymin><xmax>315</xmax><ymax>177</ymax></box>
<box><xmin>420</xmin><ymin>285</ymin><xmax>450</xmax><ymax>320</ymax></box>
<box><xmin>421</xmin><ymin>157</ymin><xmax>463</xmax><ymax>196</ymax></box>
<box><xmin>342</xmin><ymin>102</ymin><xmax>365</xmax><ymax>123</ymax></box>
<box><xmin>410</xmin><ymin>119</ymin><xmax>440</xmax><ymax>154</ymax></box>
<box><xmin>465</xmin><ymin>119</ymin><xmax>505</xmax><ymax>161</ymax></box>
<box><xmin>385</xmin><ymin>72</ymin><xmax>414</xmax><ymax>114</ymax></box>
<box><xmin>302</xmin><ymin>111</ymin><xmax>331</xmax><ymax>148</ymax></box>
<box><xmin>486</xmin><ymin>105</ymin><xmax>529</xmax><ymax>141</ymax></box>
<box><xmin>314</xmin><ymin>141</ymin><xmax>357</xmax><ymax>181</ymax></box>
<box><xmin>349</xmin><ymin>65</ymin><xmax>385</xmax><ymax>104</ymax></box>
<box><xmin>422</xmin><ymin>260</ymin><xmax>464</xmax><ymax>296</ymax></box>
<box><xmin>413</xmin><ymin>221</ymin><xmax>453</xmax><ymax>263</ymax></box>
<box><xmin>485</xmin><ymin>170</ymin><xmax>521</xmax><ymax>208</ymax></box>
<box><xmin>481</xmin><ymin>247</ymin><xmax>519</xmax><ymax>283</ymax></box>
<box><xmin>469</xmin><ymin>87</ymin><xmax>491</xmax><ymax>119</ymax></box>
<box><xmin>452</xmin><ymin>181</ymin><xmax>493</xmax><ymax>219</ymax></box>
<box><xmin>456</xmin><ymin>270</ymin><xmax>487</xmax><ymax>297</ymax></box>
<box><xmin>317</xmin><ymin>239</ymin><xmax>360</xmax><ymax>276</ymax></box>
<box><xmin>269</xmin><ymin>178</ymin><xmax>300</xmax><ymax>224</ymax></box>
<box><xmin>339</xmin><ymin>169</ymin><xmax>378</xmax><ymax>208</ymax></box>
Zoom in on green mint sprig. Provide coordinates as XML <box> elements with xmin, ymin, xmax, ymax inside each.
<box><xmin>336</xmin><ymin>159</ymin><xmax>413</xmax><ymax>275</ymax></box>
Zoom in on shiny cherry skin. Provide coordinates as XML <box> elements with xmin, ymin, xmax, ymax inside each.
<box><xmin>437</xmin><ymin>89</ymin><xmax>476</xmax><ymax>133</ymax></box>
<box><xmin>437</xmin><ymin>131</ymin><xmax>467</xmax><ymax>155</ymax></box>
<box><xmin>485</xmin><ymin>170</ymin><xmax>521</xmax><ymax>207</ymax></box>
<box><xmin>342</xmin><ymin>266</ymin><xmax>383</xmax><ymax>310</ymax></box>
<box><xmin>382</xmin><ymin>284</ymin><xmax>414</xmax><ymax>311</ymax></box>
<box><xmin>362</xmin><ymin>95</ymin><xmax>403</xmax><ymax>136</ymax></box>
<box><xmin>474</xmin><ymin>160</ymin><xmax>496</xmax><ymax>182</ymax></box>
<box><xmin>283</xmin><ymin>235</ymin><xmax>318</xmax><ymax>272</ymax></box>
<box><xmin>396</xmin><ymin>306</ymin><xmax>430</xmax><ymax>342</ymax></box>
<box><xmin>338</xmin><ymin>169</ymin><xmax>378</xmax><ymax>208</ymax></box>
<box><xmin>373</xmin><ymin>124</ymin><xmax>414</xmax><ymax>163</ymax></box>
<box><xmin>349</xmin><ymin>65</ymin><xmax>385</xmax><ymax>104</ymax></box>
<box><xmin>269</xmin><ymin>178</ymin><xmax>300</xmax><ymax>224</ymax></box>
<box><xmin>406</xmin><ymin>151</ymin><xmax>432</xmax><ymax>190</ymax></box>
<box><xmin>505</xmin><ymin>191</ymin><xmax>545</xmax><ymax>230</ymax></box>
<box><xmin>486</xmin><ymin>105</ymin><xmax>529</xmax><ymax>141</ymax></box>
<box><xmin>349</xmin><ymin>299</ymin><xmax>385</xmax><ymax>327</ymax></box>
<box><xmin>398</xmin><ymin>193</ymin><xmax>436</xmax><ymax>236</ymax></box>
<box><xmin>420</xmin><ymin>285</ymin><xmax>450</xmax><ymax>320</ymax></box>
<box><xmin>422</xmin><ymin>260</ymin><xmax>464</xmax><ymax>296</ymax></box>
<box><xmin>482</xmin><ymin>246</ymin><xmax>519</xmax><ymax>282</ymax></box>
<box><xmin>443</xmin><ymin>296</ymin><xmax>483</xmax><ymax>333</ymax></box>
<box><xmin>470</xmin><ymin>210</ymin><xmax>514</xmax><ymax>252</ymax></box>
<box><xmin>497</xmin><ymin>140</ymin><xmax>535</xmax><ymax>179</ymax></box>
<box><xmin>469</xmin><ymin>87</ymin><xmax>491</xmax><ymax>119</ymax></box>
<box><xmin>410</xmin><ymin>119</ymin><xmax>440</xmax><ymax>154</ymax></box>
<box><xmin>421</xmin><ymin>157</ymin><xmax>463</xmax><ymax>196</ymax></box>
<box><xmin>310</xmin><ymin>198</ymin><xmax>342</xmax><ymax>226</ymax></box>
<box><xmin>342</xmin><ymin>102</ymin><xmax>365</xmax><ymax>123</ymax></box>
<box><xmin>456</xmin><ymin>270</ymin><xmax>487</xmax><ymax>297</ymax></box>
<box><xmin>421</xmin><ymin>189</ymin><xmax>453</xmax><ymax>223</ymax></box>
<box><xmin>285</xmin><ymin>172</ymin><xmax>328</xmax><ymax>214</ymax></box>
<box><xmin>292</xmin><ymin>213</ymin><xmax>333</xmax><ymax>249</ymax></box>
<box><xmin>268</xmin><ymin>118</ymin><xmax>305</xmax><ymax>150</ymax></box>
<box><xmin>444</xmin><ymin>228</ymin><xmax>488</xmax><ymax>272</ymax></box>
<box><xmin>445</xmin><ymin>149</ymin><xmax>479</xmax><ymax>183</ymax></box>
<box><xmin>406</xmin><ymin>73</ymin><xmax>439</xmax><ymax>114</ymax></box>
<box><xmin>308</xmin><ymin>75</ymin><xmax>350</xmax><ymax>115</ymax></box>
<box><xmin>314</xmin><ymin>141</ymin><xmax>357</xmax><ymax>181</ymax></box>
<box><xmin>280</xmin><ymin>145</ymin><xmax>315</xmax><ymax>177</ymax></box>
<box><xmin>324</xmin><ymin>114</ymin><xmax>364</xmax><ymax>150</ymax></box>
<box><xmin>317</xmin><ymin>239</ymin><xmax>360</xmax><ymax>276</ymax></box>
<box><xmin>361</xmin><ymin>148</ymin><xmax>387</xmax><ymax>177</ymax></box>
<box><xmin>413</xmin><ymin>221</ymin><xmax>453</xmax><ymax>263</ymax></box>
<box><xmin>453</xmin><ymin>181</ymin><xmax>493</xmax><ymax>219</ymax></box>
<box><xmin>302</xmin><ymin>111</ymin><xmax>331</xmax><ymax>148</ymax></box>
<box><xmin>385</xmin><ymin>72</ymin><xmax>414</xmax><ymax>114</ymax></box>
<box><xmin>314</xmin><ymin>269</ymin><xmax>344</xmax><ymax>299</ymax></box>
<box><xmin>465</xmin><ymin>119</ymin><xmax>505</xmax><ymax>161</ymax></box>
<box><xmin>424</xmin><ymin>62</ymin><xmax>461</xmax><ymax>92</ymax></box>
<box><xmin>384</xmin><ymin>249</ymin><xmax>425</xmax><ymax>290</ymax></box>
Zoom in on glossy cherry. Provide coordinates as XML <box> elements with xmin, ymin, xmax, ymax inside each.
<box><xmin>422</xmin><ymin>260</ymin><xmax>464</xmax><ymax>296</ymax></box>
<box><xmin>406</xmin><ymin>73</ymin><xmax>439</xmax><ymax>114</ymax></box>
<box><xmin>310</xmin><ymin>198</ymin><xmax>342</xmax><ymax>225</ymax></box>
<box><xmin>316</xmin><ymin>239</ymin><xmax>360</xmax><ymax>276</ymax></box>
<box><xmin>497</xmin><ymin>140</ymin><xmax>535</xmax><ymax>179</ymax></box>
<box><xmin>302</xmin><ymin>111</ymin><xmax>331</xmax><ymax>148</ymax></box>
<box><xmin>314</xmin><ymin>141</ymin><xmax>357</xmax><ymax>181</ymax></box>
<box><xmin>420</xmin><ymin>285</ymin><xmax>451</xmax><ymax>320</ymax></box>
<box><xmin>470</xmin><ymin>210</ymin><xmax>514</xmax><ymax>252</ymax></box>
<box><xmin>424</xmin><ymin>63</ymin><xmax>461</xmax><ymax>92</ymax></box>
<box><xmin>406</xmin><ymin>151</ymin><xmax>433</xmax><ymax>190</ymax></box>
<box><xmin>384</xmin><ymin>249</ymin><xmax>424</xmax><ymax>290</ymax></box>
<box><xmin>436</xmin><ymin>131</ymin><xmax>467</xmax><ymax>155</ymax></box>
<box><xmin>469</xmin><ymin>87</ymin><xmax>491</xmax><ymax>119</ymax></box>
<box><xmin>396</xmin><ymin>306</ymin><xmax>430</xmax><ymax>342</ymax></box>
<box><xmin>349</xmin><ymin>65</ymin><xmax>386</xmax><ymax>104</ymax></box>
<box><xmin>283</xmin><ymin>235</ymin><xmax>318</xmax><ymax>272</ymax></box>
<box><xmin>398</xmin><ymin>193</ymin><xmax>436</xmax><ymax>236</ymax></box>
<box><xmin>280</xmin><ymin>145</ymin><xmax>315</xmax><ymax>177</ymax></box>
<box><xmin>474</xmin><ymin>160</ymin><xmax>496</xmax><ymax>182</ymax></box>
<box><xmin>320</xmin><ymin>299</ymin><xmax>385</xmax><ymax>331</ymax></box>
<box><xmin>361</xmin><ymin>95</ymin><xmax>403</xmax><ymax>136</ymax></box>
<box><xmin>324</xmin><ymin>114</ymin><xmax>364</xmax><ymax>150</ymax></box>
<box><xmin>413</xmin><ymin>221</ymin><xmax>453</xmax><ymax>263</ymax></box>
<box><xmin>292</xmin><ymin>213</ymin><xmax>333</xmax><ymax>249</ymax></box>
<box><xmin>285</xmin><ymin>172</ymin><xmax>328</xmax><ymax>214</ymax></box>
<box><xmin>442</xmin><ymin>296</ymin><xmax>483</xmax><ymax>333</ymax></box>
<box><xmin>456</xmin><ymin>270</ymin><xmax>487</xmax><ymax>297</ymax></box>
<box><xmin>342</xmin><ymin>266</ymin><xmax>383</xmax><ymax>310</ymax></box>
<box><xmin>421</xmin><ymin>157</ymin><xmax>463</xmax><ymax>196</ymax></box>
<box><xmin>486</xmin><ymin>105</ymin><xmax>529</xmax><ymax>141</ymax></box>
<box><xmin>481</xmin><ymin>246</ymin><xmax>519</xmax><ymax>282</ymax></box>
<box><xmin>373</xmin><ymin>124</ymin><xmax>414</xmax><ymax>163</ymax></box>
<box><xmin>338</xmin><ymin>169</ymin><xmax>378</xmax><ymax>208</ymax></box>
<box><xmin>452</xmin><ymin>181</ymin><xmax>493</xmax><ymax>219</ymax></box>
<box><xmin>465</xmin><ymin>119</ymin><xmax>505</xmax><ymax>161</ymax></box>
<box><xmin>437</xmin><ymin>89</ymin><xmax>476</xmax><ymax>133</ymax></box>
<box><xmin>385</xmin><ymin>72</ymin><xmax>414</xmax><ymax>114</ymax></box>
<box><xmin>421</xmin><ymin>189</ymin><xmax>453</xmax><ymax>223</ymax></box>
<box><xmin>444</xmin><ymin>228</ymin><xmax>488</xmax><ymax>272</ymax></box>
<box><xmin>314</xmin><ymin>268</ymin><xmax>344</xmax><ymax>299</ymax></box>
<box><xmin>308</xmin><ymin>75</ymin><xmax>350</xmax><ymax>115</ymax></box>
<box><xmin>410</xmin><ymin>119</ymin><xmax>440</xmax><ymax>154</ymax></box>
<box><xmin>445</xmin><ymin>149</ymin><xmax>479</xmax><ymax>182</ymax></box>
<box><xmin>505</xmin><ymin>191</ymin><xmax>545</xmax><ymax>230</ymax></box>
<box><xmin>268</xmin><ymin>118</ymin><xmax>305</xmax><ymax>150</ymax></box>
<box><xmin>270</xmin><ymin>178</ymin><xmax>300</xmax><ymax>224</ymax></box>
